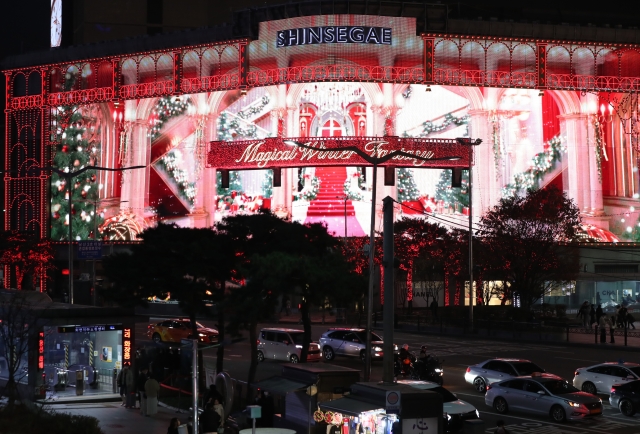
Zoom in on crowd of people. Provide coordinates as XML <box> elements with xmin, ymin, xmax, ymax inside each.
<box><xmin>576</xmin><ymin>301</ymin><xmax>637</xmax><ymax>344</ymax></box>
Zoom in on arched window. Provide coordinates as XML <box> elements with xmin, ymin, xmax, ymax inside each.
<box><xmin>321</xmin><ymin>118</ymin><xmax>343</xmax><ymax>137</ymax></box>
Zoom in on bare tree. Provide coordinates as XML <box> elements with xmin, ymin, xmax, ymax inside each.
<box><xmin>0</xmin><ymin>290</ymin><xmax>50</xmax><ymax>405</ymax></box>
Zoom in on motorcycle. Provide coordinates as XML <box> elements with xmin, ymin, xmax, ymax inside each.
<box><xmin>394</xmin><ymin>351</ymin><xmax>444</xmax><ymax>385</ymax></box>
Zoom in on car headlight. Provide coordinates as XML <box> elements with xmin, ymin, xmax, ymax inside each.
<box><xmin>475</xmin><ymin>410</ymin><xmax>480</xmax><ymax>418</ymax></box>
<box><xmin>434</xmin><ymin>368</ymin><xmax>443</xmax><ymax>373</ymax></box>
<box><xmin>373</xmin><ymin>347</ymin><xmax>383</xmax><ymax>352</ymax></box>
<box><xmin>565</xmin><ymin>400</ymin><xmax>581</xmax><ymax>408</ymax></box>
<box><xmin>198</xmin><ymin>333</ymin><xmax>206</xmax><ymax>337</ymax></box>
<box><xmin>443</xmin><ymin>412</ymin><xmax>451</xmax><ymax>421</ymax></box>
<box><xmin>296</xmin><ymin>345</ymin><xmax>303</xmax><ymax>349</ymax></box>
<box><xmin>394</xmin><ymin>345</ymin><xmax>398</xmax><ymax>351</ymax></box>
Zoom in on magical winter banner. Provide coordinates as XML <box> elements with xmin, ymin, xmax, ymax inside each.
<box><xmin>207</xmin><ymin>136</ymin><xmax>470</xmax><ymax>170</ymax></box>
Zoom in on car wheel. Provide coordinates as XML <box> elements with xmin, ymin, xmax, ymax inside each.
<box><xmin>323</xmin><ymin>346</ymin><xmax>335</xmax><ymax>361</ymax></box>
<box><xmin>550</xmin><ymin>405</ymin><xmax>566</xmax><ymax>422</ymax></box>
<box><xmin>619</xmin><ymin>399</ymin><xmax>636</xmax><ymax>417</ymax></box>
<box><xmin>473</xmin><ymin>377</ymin><xmax>487</xmax><ymax>393</ymax></box>
<box><xmin>152</xmin><ymin>333</ymin><xmax>162</xmax><ymax>343</ymax></box>
<box><xmin>290</xmin><ymin>354</ymin><xmax>299</xmax><ymax>363</ymax></box>
<box><xmin>493</xmin><ymin>397</ymin><xmax>508</xmax><ymax>414</ymax></box>
<box><xmin>257</xmin><ymin>351</ymin><xmax>265</xmax><ymax>363</ymax></box>
<box><xmin>360</xmin><ymin>350</ymin><xmax>367</xmax><ymax>363</ymax></box>
<box><xmin>581</xmin><ymin>381</ymin><xmax>597</xmax><ymax>395</ymax></box>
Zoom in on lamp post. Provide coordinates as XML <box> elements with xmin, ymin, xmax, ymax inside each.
<box><xmin>286</xmin><ymin>139</ymin><xmax>461</xmax><ymax>380</ymax></box>
<box><xmin>455</xmin><ymin>138</ymin><xmax>482</xmax><ymax>330</ymax></box>
<box><xmin>31</xmin><ymin>165</ymin><xmax>145</xmax><ymax>304</ymax></box>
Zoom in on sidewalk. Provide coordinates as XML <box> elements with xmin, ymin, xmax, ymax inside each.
<box><xmin>49</xmin><ymin>400</ymin><xmax>190</xmax><ymax>434</ymax></box>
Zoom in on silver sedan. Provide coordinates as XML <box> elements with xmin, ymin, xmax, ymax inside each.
<box><xmin>485</xmin><ymin>374</ymin><xmax>603</xmax><ymax>422</ymax></box>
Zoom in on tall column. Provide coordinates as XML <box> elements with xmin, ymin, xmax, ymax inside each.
<box><xmin>468</xmin><ymin>109</ymin><xmax>494</xmax><ymax>212</ymax></box>
<box><xmin>559</xmin><ymin>114</ymin><xmax>588</xmax><ymax>212</ymax></box>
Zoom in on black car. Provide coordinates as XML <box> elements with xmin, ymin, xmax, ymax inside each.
<box><xmin>610</xmin><ymin>379</ymin><xmax>640</xmax><ymax>416</ymax></box>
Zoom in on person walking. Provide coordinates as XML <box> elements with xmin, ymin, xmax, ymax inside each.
<box><xmin>117</xmin><ymin>365</ymin><xmax>133</xmax><ymax>407</ymax></box>
<box><xmin>213</xmin><ymin>398</ymin><xmax>225</xmax><ymax>431</ymax></box>
<box><xmin>598</xmin><ymin>314</ymin><xmax>609</xmax><ymax>344</ymax></box>
<box><xmin>609</xmin><ymin>314</ymin><xmax>616</xmax><ymax>344</ymax></box>
<box><xmin>595</xmin><ymin>304</ymin><xmax>603</xmax><ymax>325</ymax></box>
<box><xmin>589</xmin><ymin>305</ymin><xmax>596</xmax><ymax>328</ymax></box>
<box><xmin>125</xmin><ymin>363</ymin><xmax>137</xmax><ymax>408</ymax></box>
<box><xmin>618</xmin><ymin>305</ymin><xmax>628</xmax><ymax>329</ymax></box>
<box><xmin>577</xmin><ymin>301</ymin><xmax>588</xmax><ymax>328</ymax></box>
<box><xmin>199</xmin><ymin>402</ymin><xmax>221</xmax><ymax>434</ymax></box>
<box><xmin>145</xmin><ymin>374</ymin><xmax>160</xmax><ymax>416</ymax></box>
<box><xmin>137</xmin><ymin>366</ymin><xmax>150</xmax><ymax>415</ymax></box>
<box><xmin>627</xmin><ymin>312</ymin><xmax>636</xmax><ymax>330</ymax></box>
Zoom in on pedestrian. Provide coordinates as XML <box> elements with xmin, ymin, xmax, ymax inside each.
<box><xmin>199</xmin><ymin>401</ymin><xmax>221</xmax><ymax>434</ymax></box>
<box><xmin>116</xmin><ymin>367</ymin><xmax>126</xmax><ymax>406</ymax></box>
<box><xmin>618</xmin><ymin>305</ymin><xmax>628</xmax><ymax>329</ymax></box>
<box><xmin>117</xmin><ymin>364</ymin><xmax>133</xmax><ymax>407</ymax></box>
<box><xmin>205</xmin><ymin>384</ymin><xmax>223</xmax><ymax>406</ymax></box>
<box><xmin>609</xmin><ymin>315</ymin><xmax>616</xmax><ymax>344</ymax></box>
<box><xmin>589</xmin><ymin>304</ymin><xmax>596</xmax><ymax>328</ymax></box>
<box><xmin>167</xmin><ymin>417</ymin><xmax>181</xmax><ymax>434</ymax></box>
<box><xmin>495</xmin><ymin>420</ymin><xmax>510</xmax><ymax>434</ymax></box>
<box><xmin>137</xmin><ymin>366</ymin><xmax>150</xmax><ymax>415</ymax></box>
<box><xmin>145</xmin><ymin>374</ymin><xmax>160</xmax><ymax>416</ymax></box>
<box><xmin>595</xmin><ymin>304</ymin><xmax>603</xmax><ymax>324</ymax></box>
<box><xmin>579</xmin><ymin>301</ymin><xmax>589</xmax><ymax>328</ymax></box>
<box><xmin>627</xmin><ymin>312</ymin><xmax>636</xmax><ymax>330</ymax></box>
<box><xmin>125</xmin><ymin>363</ymin><xmax>137</xmax><ymax>408</ymax></box>
<box><xmin>430</xmin><ymin>298</ymin><xmax>438</xmax><ymax>323</ymax></box>
<box><xmin>598</xmin><ymin>314</ymin><xmax>608</xmax><ymax>344</ymax></box>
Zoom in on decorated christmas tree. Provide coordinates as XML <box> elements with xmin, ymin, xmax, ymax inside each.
<box><xmin>50</xmin><ymin>74</ymin><xmax>102</xmax><ymax>241</ymax></box>
<box><xmin>434</xmin><ymin>169</ymin><xmax>469</xmax><ymax>208</ymax></box>
<box><xmin>396</xmin><ymin>168</ymin><xmax>421</xmax><ymax>202</ymax></box>
<box><xmin>216</xmin><ymin>170</ymin><xmax>243</xmax><ymax>198</ymax></box>
<box><xmin>261</xmin><ymin>170</ymin><xmax>273</xmax><ymax>198</ymax></box>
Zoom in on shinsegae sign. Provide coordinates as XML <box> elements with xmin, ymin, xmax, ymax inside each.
<box><xmin>276</xmin><ymin>26</ymin><xmax>392</xmax><ymax>47</ymax></box>
<box><xmin>207</xmin><ymin>137</ymin><xmax>469</xmax><ymax>170</ymax></box>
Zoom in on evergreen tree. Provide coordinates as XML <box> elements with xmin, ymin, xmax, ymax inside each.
<box><xmin>396</xmin><ymin>168</ymin><xmax>421</xmax><ymax>202</ymax></box>
<box><xmin>261</xmin><ymin>170</ymin><xmax>273</xmax><ymax>198</ymax></box>
<box><xmin>50</xmin><ymin>74</ymin><xmax>102</xmax><ymax>241</ymax></box>
<box><xmin>434</xmin><ymin>169</ymin><xmax>469</xmax><ymax>208</ymax></box>
<box><xmin>216</xmin><ymin>171</ymin><xmax>243</xmax><ymax>197</ymax></box>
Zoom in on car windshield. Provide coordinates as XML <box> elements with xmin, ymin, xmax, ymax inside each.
<box><xmin>289</xmin><ymin>332</ymin><xmax>305</xmax><ymax>345</ymax></box>
<box><xmin>628</xmin><ymin>367</ymin><xmax>640</xmax><ymax>377</ymax></box>
<box><xmin>512</xmin><ymin>362</ymin><xmax>545</xmax><ymax>375</ymax></box>
<box><xmin>429</xmin><ymin>386</ymin><xmax>458</xmax><ymax>403</ymax></box>
<box><xmin>541</xmin><ymin>379</ymin><xmax>579</xmax><ymax>395</ymax></box>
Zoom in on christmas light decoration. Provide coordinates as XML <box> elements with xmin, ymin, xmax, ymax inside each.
<box><xmin>261</xmin><ymin>170</ymin><xmax>274</xmax><ymax>198</ymax></box>
<box><xmin>236</xmin><ymin>94</ymin><xmax>271</xmax><ymax>120</ymax></box>
<box><xmin>156</xmin><ymin>151</ymin><xmax>197</xmax><ymax>206</ymax></box>
<box><xmin>217</xmin><ymin>112</ymin><xmax>259</xmax><ymax>141</ymax></box>
<box><xmin>501</xmin><ymin>135</ymin><xmax>566</xmax><ymax>197</ymax></box>
<box><xmin>343</xmin><ymin>169</ymin><xmax>365</xmax><ymax>201</ymax></box>
<box><xmin>148</xmin><ymin>96</ymin><xmax>191</xmax><ymax>140</ymax></box>
<box><xmin>295</xmin><ymin>170</ymin><xmax>321</xmax><ymax>201</ymax></box>
<box><xmin>402</xmin><ymin>111</ymin><xmax>469</xmax><ymax>138</ymax></box>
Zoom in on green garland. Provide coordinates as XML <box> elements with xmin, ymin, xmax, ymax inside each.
<box><xmin>594</xmin><ymin>119</ymin><xmax>604</xmax><ymax>183</ymax></box>
<box><xmin>148</xmin><ymin>96</ymin><xmax>190</xmax><ymax>141</ymax></box>
<box><xmin>50</xmin><ymin>72</ymin><xmax>103</xmax><ymax>241</ymax></box>
<box><xmin>402</xmin><ymin>112</ymin><xmax>469</xmax><ymax>138</ymax></box>
<box><xmin>217</xmin><ymin>112</ymin><xmax>258</xmax><ymax>141</ymax></box>
<box><xmin>237</xmin><ymin>94</ymin><xmax>270</xmax><ymax>120</ymax></box>
<box><xmin>502</xmin><ymin>135</ymin><xmax>566</xmax><ymax>197</ymax></box>
<box><xmin>156</xmin><ymin>152</ymin><xmax>197</xmax><ymax>206</ymax></box>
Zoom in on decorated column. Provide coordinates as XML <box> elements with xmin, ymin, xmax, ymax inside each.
<box><xmin>468</xmin><ymin>109</ymin><xmax>493</xmax><ymax>212</ymax></box>
<box><xmin>558</xmin><ymin>113</ymin><xmax>588</xmax><ymax>211</ymax></box>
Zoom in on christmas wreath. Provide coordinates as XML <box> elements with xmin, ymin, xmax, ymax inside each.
<box><xmin>324</xmin><ymin>411</ymin><xmax>334</xmax><ymax>424</ymax></box>
<box><xmin>313</xmin><ymin>410</ymin><xmax>325</xmax><ymax>423</ymax></box>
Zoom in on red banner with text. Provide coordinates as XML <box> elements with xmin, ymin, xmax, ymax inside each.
<box><xmin>207</xmin><ymin>136</ymin><xmax>470</xmax><ymax>170</ymax></box>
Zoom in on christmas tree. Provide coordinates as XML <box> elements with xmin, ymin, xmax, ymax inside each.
<box><xmin>216</xmin><ymin>171</ymin><xmax>243</xmax><ymax>198</ymax></box>
<box><xmin>261</xmin><ymin>170</ymin><xmax>273</xmax><ymax>198</ymax></box>
<box><xmin>396</xmin><ymin>168</ymin><xmax>421</xmax><ymax>202</ymax></box>
<box><xmin>50</xmin><ymin>74</ymin><xmax>102</xmax><ymax>241</ymax></box>
<box><xmin>434</xmin><ymin>169</ymin><xmax>469</xmax><ymax>208</ymax></box>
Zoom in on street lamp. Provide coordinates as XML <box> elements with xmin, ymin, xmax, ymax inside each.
<box><xmin>455</xmin><ymin>138</ymin><xmax>482</xmax><ymax>330</ymax></box>
<box><xmin>285</xmin><ymin>139</ymin><xmax>461</xmax><ymax>380</ymax></box>
<box><xmin>30</xmin><ymin>165</ymin><xmax>145</xmax><ymax>304</ymax></box>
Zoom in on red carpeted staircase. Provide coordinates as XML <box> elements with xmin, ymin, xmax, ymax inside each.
<box><xmin>306</xmin><ymin>167</ymin><xmax>355</xmax><ymax>217</ymax></box>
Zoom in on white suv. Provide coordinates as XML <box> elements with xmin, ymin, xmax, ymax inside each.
<box><xmin>257</xmin><ymin>328</ymin><xmax>321</xmax><ymax>363</ymax></box>
<box><xmin>573</xmin><ymin>362</ymin><xmax>640</xmax><ymax>395</ymax></box>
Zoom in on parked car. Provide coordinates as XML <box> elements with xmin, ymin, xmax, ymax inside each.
<box><xmin>610</xmin><ymin>379</ymin><xmax>640</xmax><ymax>416</ymax></box>
<box><xmin>485</xmin><ymin>374</ymin><xmax>603</xmax><ymax>422</ymax></box>
<box><xmin>398</xmin><ymin>380</ymin><xmax>479</xmax><ymax>433</ymax></box>
<box><xmin>257</xmin><ymin>328</ymin><xmax>321</xmax><ymax>363</ymax></box>
<box><xmin>319</xmin><ymin>328</ymin><xmax>397</xmax><ymax>362</ymax></box>
<box><xmin>465</xmin><ymin>358</ymin><xmax>547</xmax><ymax>393</ymax></box>
<box><xmin>573</xmin><ymin>362</ymin><xmax>640</xmax><ymax>395</ymax></box>
<box><xmin>146</xmin><ymin>319</ymin><xmax>219</xmax><ymax>344</ymax></box>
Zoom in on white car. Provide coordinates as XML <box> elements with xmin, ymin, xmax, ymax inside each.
<box><xmin>464</xmin><ymin>358</ymin><xmax>547</xmax><ymax>393</ymax></box>
<box><xmin>573</xmin><ymin>362</ymin><xmax>640</xmax><ymax>395</ymax></box>
<box><xmin>397</xmin><ymin>380</ymin><xmax>479</xmax><ymax>432</ymax></box>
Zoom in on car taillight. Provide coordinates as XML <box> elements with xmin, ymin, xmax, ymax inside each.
<box><xmin>485</xmin><ymin>385</ymin><xmax>491</xmax><ymax>391</ymax></box>
<box><xmin>574</xmin><ymin>370</ymin><xmax>580</xmax><ymax>376</ymax></box>
<box><xmin>257</xmin><ymin>340</ymin><xmax>261</xmax><ymax>345</ymax></box>
<box><xmin>611</xmin><ymin>387</ymin><xmax>616</xmax><ymax>394</ymax></box>
<box><xmin>466</xmin><ymin>367</ymin><xmax>471</xmax><ymax>373</ymax></box>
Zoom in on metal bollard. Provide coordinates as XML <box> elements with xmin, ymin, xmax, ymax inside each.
<box><xmin>76</xmin><ymin>370</ymin><xmax>84</xmax><ymax>396</ymax></box>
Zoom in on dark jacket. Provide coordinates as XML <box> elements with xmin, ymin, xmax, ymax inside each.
<box><xmin>199</xmin><ymin>408</ymin><xmax>221</xmax><ymax>432</ymax></box>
